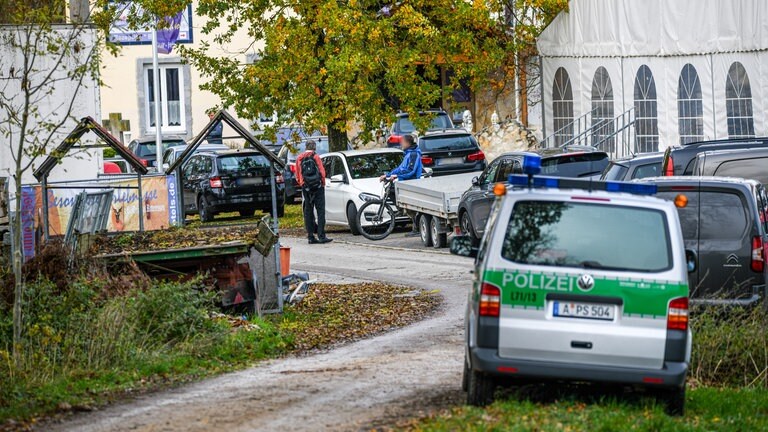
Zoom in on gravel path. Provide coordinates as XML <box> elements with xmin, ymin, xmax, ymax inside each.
<box><xmin>42</xmin><ymin>237</ymin><xmax>473</xmax><ymax>432</ymax></box>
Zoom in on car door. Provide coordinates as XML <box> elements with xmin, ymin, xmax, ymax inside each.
<box><xmin>322</xmin><ymin>155</ymin><xmax>346</xmax><ymax>223</ymax></box>
<box><xmin>468</xmin><ymin>158</ymin><xmax>503</xmax><ymax>236</ymax></box>
<box><xmin>182</xmin><ymin>156</ymin><xmax>200</xmax><ymax>212</ymax></box>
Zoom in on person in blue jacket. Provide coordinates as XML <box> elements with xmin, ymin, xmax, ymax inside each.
<box><xmin>379</xmin><ymin>134</ymin><xmax>423</xmax><ymax>236</ymax></box>
<box><xmin>379</xmin><ymin>134</ymin><xmax>422</xmax><ymax>181</ymax></box>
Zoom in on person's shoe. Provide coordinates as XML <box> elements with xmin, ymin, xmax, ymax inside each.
<box><xmin>317</xmin><ymin>238</ymin><xmax>333</xmax><ymax>244</ymax></box>
<box><xmin>308</xmin><ymin>237</ymin><xmax>320</xmax><ymax>244</ymax></box>
<box><xmin>404</xmin><ymin>231</ymin><xmax>420</xmax><ymax>238</ymax></box>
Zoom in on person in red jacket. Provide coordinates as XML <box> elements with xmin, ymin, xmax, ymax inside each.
<box><xmin>295</xmin><ymin>140</ymin><xmax>332</xmax><ymax>244</ymax></box>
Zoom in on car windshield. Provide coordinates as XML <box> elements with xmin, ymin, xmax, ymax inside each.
<box><xmin>397</xmin><ymin>114</ymin><xmax>452</xmax><ymax>133</ymax></box>
<box><xmin>600</xmin><ymin>162</ymin><xmax>628</xmax><ymax>180</ymax></box>
<box><xmin>420</xmin><ymin>135</ymin><xmax>477</xmax><ymax>152</ymax></box>
<box><xmin>217</xmin><ymin>155</ymin><xmax>270</xmax><ymax>173</ymax></box>
<box><xmin>346</xmin><ymin>153</ymin><xmax>404</xmax><ymax>179</ymax></box>
<box><xmin>541</xmin><ymin>153</ymin><xmax>609</xmax><ymax>178</ymax></box>
<box><xmin>287</xmin><ymin>140</ymin><xmax>330</xmax><ymax>162</ymax></box>
<box><xmin>501</xmin><ymin>201</ymin><xmax>672</xmax><ymax>272</ymax></box>
<box><xmin>139</xmin><ymin>140</ymin><xmax>185</xmax><ymax>157</ymax></box>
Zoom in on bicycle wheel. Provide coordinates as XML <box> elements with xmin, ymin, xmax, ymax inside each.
<box><xmin>357</xmin><ymin>199</ymin><xmax>396</xmax><ymax>240</ymax></box>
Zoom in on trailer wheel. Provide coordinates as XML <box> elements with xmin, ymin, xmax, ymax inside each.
<box><xmin>419</xmin><ymin>214</ymin><xmax>433</xmax><ymax>247</ymax></box>
<box><xmin>431</xmin><ymin>217</ymin><xmax>447</xmax><ymax>248</ymax></box>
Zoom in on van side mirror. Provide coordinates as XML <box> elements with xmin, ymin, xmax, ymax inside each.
<box><xmin>450</xmin><ymin>235</ymin><xmax>478</xmax><ymax>258</ymax></box>
<box><xmin>685</xmin><ymin>249</ymin><xmax>697</xmax><ymax>273</ymax></box>
<box><xmin>330</xmin><ymin>174</ymin><xmax>346</xmax><ymax>183</ymax></box>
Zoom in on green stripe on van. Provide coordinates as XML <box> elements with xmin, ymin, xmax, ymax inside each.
<box><xmin>483</xmin><ymin>269</ymin><xmax>688</xmax><ymax>318</ymax></box>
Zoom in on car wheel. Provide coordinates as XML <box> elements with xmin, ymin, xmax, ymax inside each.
<box><xmin>347</xmin><ymin>203</ymin><xmax>361</xmax><ymax>236</ymax></box>
<box><xmin>661</xmin><ymin>386</ymin><xmax>685</xmax><ymax>416</ymax></box>
<box><xmin>198</xmin><ymin>196</ymin><xmax>213</xmax><ymax>222</ymax></box>
<box><xmin>461</xmin><ymin>356</ymin><xmax>470</xmax><ymax>392</ymax></box>
<box><xmin>460</xmin><ymin>211</ymin><xmax>479</xmax><ymax>242</ymax></box>
<box><xmin>467</xmin><ymin>369</ymin><xmax>496</xmax><ymax>406</ymax></box>
<box><xmin>419</xmin><ymin>214</ymin><xmax>433</xmax><ymax>247</ymax></box>
<box><xmin>430</xmin><ymin>217</ymin><xmax>447</xmax><ymax>248</ymax></box>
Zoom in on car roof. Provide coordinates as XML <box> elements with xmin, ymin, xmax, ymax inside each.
<box><xmin>170</xmin><ymin>144</ymin><xmax>228</xmax><ymax>153</ymax></box>
<box><xmin>198</xmin><ymin>149</ymin><xmax>269</xmax><ymax>157</ymax></box>
<box><xmin>614</xmin><ymin>152</ymin><xmax>664</xmax><ymax>162</ymax></box>
<box><xmin>420</xmin><ymin>128</ymin><xmax>472</xmax><ymax>137</ymax></box>
<box><xmin>504</xmin><ymin>186</ymin><xmax>673</xmax><ymax>209</ymax></box>
<box><xmin>133</xmin><ymin>135</ymin><xmax>187</xmax><ymax>144</ymax></box>
<box><xmin>697</xmin><ymin>147</ymin><xmax>768</xmax><ymax>159</ymax></box>
<box><xmin>680</xmin><ymin>137</ymin><xmax>768</xmax><ymax>148</ymax></box>
<box><xmin>637</xmin><ymin>176</ymin><xmax>762</xmax><ymax>188</ymax></box>
<box><xmin>396</xmin><ymin>110</ymin><xmax>447</xmax><ymax>118</ymax></box>
<box><xmin>542</xmin><ymin>150</ymin><xmax>609</xmax><ymax>160</ymax></box>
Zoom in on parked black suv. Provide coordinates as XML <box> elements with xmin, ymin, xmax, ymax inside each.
<box><xmin>182</xmin><ymin>150</ymin><xmax>285</xmax><ymax>222</ymax></box>
<box><xmin>127</xmin><ymin>135</ymin><xmax>187</xmax><ymax>170</ymax></box>
<box><xmin>458</xmin><ymin>150</ymin><xmax>609</xmax><ymax>240</ymax></box>
<box><xmin>691</xmin><ymin>148</ymin><xmax>768</xmax><ymax>185</ymax></box>
<box><xmin>387</xmin><ymin>110</ymin><xmax>454</xmax><ymax>147</ymax></box>
<box><xmin>641</xmin><ymin>177</ymin><xmax>768</xmax><ymax>305</ymax></box>
<box><xmin>661</xmin><ymin>137</ymin><xmax>768</xmax><ymax>176</ymax></box>
<box><xmin>417</xmin><ymin>129</ymin><xmax>486</xmax><ymax>176</ymax></box>
<box><xmin>601</xmin><ymin>152</ymin><xmax>663</xmax><ymax>181</ymax></box>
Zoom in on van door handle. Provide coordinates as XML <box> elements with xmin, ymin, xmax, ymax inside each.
<box><xmin>571</xmin><ymin>341</ymin><xmax>593</xmax><ymax>349</ymax></box>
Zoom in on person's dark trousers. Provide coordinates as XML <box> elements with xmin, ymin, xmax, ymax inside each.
<box><xmin>302</xmin><ymin>187</ymin><xmax>327</xmax><ymax>240</ymax></box>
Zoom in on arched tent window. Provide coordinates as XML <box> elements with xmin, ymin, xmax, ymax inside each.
<box><xmin>591</xmin><ymin>67</ymin><xmax>614</xmax><ymax>151</ymax></box>
<box><xmin>726</xmin><ymin>62</ymin><xmax>755</xmax><ymax>139</ymax></box>
<box><xmin>634</xmin><ymin>65</ymin><xmax>659</xmax><ymax>153</ymax></box>
<box><xmin>678</xmin><ymin>64</ymin><xmax>703</xmax><ymax>145</ymax></box>
<box><xmin>552</xmin><ymin>67</ymin><xmax>573</xmax><ymax>146</ymax></box>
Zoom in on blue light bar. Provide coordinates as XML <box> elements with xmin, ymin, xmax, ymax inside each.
<box><xmin>522</xmin><ymin>154</ymin><xmax>542</xmax><ymax>175</ymax></box>
<box><xmin>507</xmin><ymin>174</ymin><xmax>657</xmax><ymax>196</ymax></box>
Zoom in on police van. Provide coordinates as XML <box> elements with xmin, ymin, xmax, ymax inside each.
<box><xmin>451</xmin><ymin>154</ymin><xmax>694</xmax><ymax>415</ymax></box>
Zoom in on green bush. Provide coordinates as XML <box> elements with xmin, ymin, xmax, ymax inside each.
<box><xmin>691</xmin><ymin>305</ymin><xmax>768</xmax><ymax>388</ymax></box>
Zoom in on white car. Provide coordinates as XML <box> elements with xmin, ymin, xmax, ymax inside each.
<box><xmin>321</xmin><ymin>148</ymin><xmax>407</xmax><ymax>235</ymax></box>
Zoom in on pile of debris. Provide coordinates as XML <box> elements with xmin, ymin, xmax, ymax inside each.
<box><xmin>87</xmin><ymin>225</ymin><xmax>264</xmax><ymax>255</ymax></box>
<box><xmin>476</xmin><ymin>119</ymin><xmax>540</xmax><ymax>161</ymax></box>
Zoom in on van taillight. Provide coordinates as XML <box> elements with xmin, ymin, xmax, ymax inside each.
<box><xmin>667</xmin><ymin>297</ymin><xmax>688</xmax><ymax>331</ymax></box>
<box><xmin>664</xmin><ymin>156</ymin><xmax>674</xmax><ymax>176</ymax></box>
<box><xmin>209</xmin><ymin>177</ymin><xmax>223</xmax><ymax>188</ymax></box>
<box><xmin>479</xmin><ymin>283</ymin><xmax>501</xmax><ymax>317</ymax></box>
<box><xmin>467</xmin><ymin>151</ymin><xmax>485</xmax><ymax>162</ymax></box>
<box><xmin>752</xmin><ymin>236</ymin><xmax>765</xmax><ymax>273</ymax></box>
<box><xmin>388</xmin><ymin>135</ymin><xmax>402</xmax><ymax>146</ymax></box>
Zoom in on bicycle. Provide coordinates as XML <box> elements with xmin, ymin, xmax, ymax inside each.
<box><xmin>357</xmin><ymin>177</ymin><xmax>398</xmax><ymax>240</ymax></box>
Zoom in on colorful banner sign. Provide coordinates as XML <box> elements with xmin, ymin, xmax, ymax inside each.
<box><xmin>20</xmin><ymin>186</ymin><xmax>36</xmax><ymax>262</ymax></box>
<box><xmin>157</xmin><ymin>12</ymin><xmax>183</xmax><ymax>54</ymax></box>
<box><xmin>108</xmin><ymin>2</ymin><xmax>193</xmax><ymax>46</ymax></box>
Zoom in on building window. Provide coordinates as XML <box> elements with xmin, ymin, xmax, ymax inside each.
<box><xmin>552</xmin><ymin>67</ymin><xmax>573</xmax><ymax>146</ymax></box>
<box><xmin>591</xmin><ymin>67</ymin><xmax>614</xmax><ymax>151</ymax></box>
<box><xmin>144</xmin><ymin>64</ymin><xmax>186</xmax><ymax>132</ymax></box>
<box><xmin>725</xmin><ymin>62</ymin><xmax>755</xmax><ymax>139</ymax></box>
<box><xmin>678</xmin><ymin>64</ymin><xmax>703</xmax><ymax>145</ymax></box>
<box><xmin>634</xmin><ymin>65</ymin><xmax>658</xmax><ymax>153</ymax></box>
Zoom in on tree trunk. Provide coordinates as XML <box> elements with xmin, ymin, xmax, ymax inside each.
<box><xmin>12</xmin><ymin>174</ymin><xmax>23</xmax><ymax>364</ymax></box>
<box><xmin>327</xmin><ymin>124</ymin><xmax>349</xmax><ymax>153</ymax></box>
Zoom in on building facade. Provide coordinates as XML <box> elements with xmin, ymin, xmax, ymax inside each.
<box><xmin>537</xmin><ymin>0</ymin><xmax>768</xmax><ymax>156</ymax></box>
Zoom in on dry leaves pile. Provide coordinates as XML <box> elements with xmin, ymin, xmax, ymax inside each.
<box><xmin>88</xmin><ymin>225</ymin><xmax>262</xmax><ymax>255</ymax></box>
<box><xmin>281</xmin><ymin>283</ymin><xmax>442</xmax><ymax>352</ymax></box>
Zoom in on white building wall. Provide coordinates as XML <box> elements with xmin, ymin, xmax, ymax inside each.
<box><xmin>0</xmin><ymin>26</ymin><xmax>100</xmax><ymax>191</ymax></box>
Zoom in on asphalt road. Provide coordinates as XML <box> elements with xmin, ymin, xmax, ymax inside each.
<box><xmin>43</xmin><ymin>236</ymin><xmax>473</xmax><ymax>432</ymax></box>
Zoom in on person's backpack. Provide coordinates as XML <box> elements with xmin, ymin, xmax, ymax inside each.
<box><xmin>300</xmin><ymin>152</ymin><xmax>322</xmax><ymax>190</ymax></box>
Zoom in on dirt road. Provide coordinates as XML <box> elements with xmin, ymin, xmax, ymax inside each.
<box><xmin>44</xmin><ymin>236</ymin><xmax>473</xmax><ymax>432</ymax></box>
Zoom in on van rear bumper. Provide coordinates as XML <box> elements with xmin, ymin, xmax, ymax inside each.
<box><xmin>470</xmin><ymin>347</ymin><xmax>687</xmax><ymax>388</ymax></box>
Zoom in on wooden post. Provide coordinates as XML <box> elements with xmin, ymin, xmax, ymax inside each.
<box><xmin>518</xmin><ymin>54</ymin><xmax>529</xmax><ymax>127</ymax></box>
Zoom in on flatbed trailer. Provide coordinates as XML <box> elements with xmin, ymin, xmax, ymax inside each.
<box><xmin>394</xmin><ymin>172</ymin><xmax>477</xmax><ymax>248</ymax></box>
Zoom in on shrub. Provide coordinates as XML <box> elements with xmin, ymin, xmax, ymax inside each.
<box><xmin>691</xmin><ymin>305</ymin><xmax>768</xmax><ymax>388</ymax></box>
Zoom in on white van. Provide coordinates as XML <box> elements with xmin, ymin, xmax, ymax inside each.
<box><xmin>451</xmin><ymin>155</ymin><xmax>694</xmax><ymax>415</ymax></box>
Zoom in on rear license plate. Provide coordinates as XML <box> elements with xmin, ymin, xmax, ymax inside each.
<box><xmin>239</xmin><ymin>177</ymin><xmax>264</xmax><ymax>186</ymax></box>
<box><xmin>553</xmin><ymin>301</ymin><xmax>615</xmax><ymax>321</ymax></box>
<box><xmin>437</xmin><ymin>157</ymin><xmax>464</xmax><ymax>166</ymax></box>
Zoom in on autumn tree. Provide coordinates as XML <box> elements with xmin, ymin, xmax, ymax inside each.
<box><xmin>0</xmin><ymin>0</ymin><xmax>117</xmax><ymax>362</ymax></box>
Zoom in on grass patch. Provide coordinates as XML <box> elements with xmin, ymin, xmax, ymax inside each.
<box><xmin>0</xmin><ymin>271</ymin><xmax>439</xmax><ymax>426</ymax></box>
<box><xmin>404</xmin><ymin>387</ymin><xmax>768</xmax><ymax>431</ymax></box>
<box><xmin>185</xmin><ymin>203</ymin><xmax>305</xmax><ymax>229</ymax></box>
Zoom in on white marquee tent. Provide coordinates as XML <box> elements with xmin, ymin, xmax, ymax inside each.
<box><xmin>537</xmin><ymin>0</ymin><xmax>768</xmax><ymax>156</ymax></box>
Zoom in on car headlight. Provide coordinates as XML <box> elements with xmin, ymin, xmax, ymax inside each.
<box><xmin>358</xmin><ymin>192</ymin><xmax>379</xmax><ymax>202</ymax></box>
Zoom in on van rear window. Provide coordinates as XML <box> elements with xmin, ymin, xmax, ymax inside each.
<box><xmin>714</xmin><ymin>158</ymin><xmax>768</xmax><ymax>185</ymax></box>
<box><xmin>541</xmin><ymin>153</ymin><xmax>609</xmax><ymax>178</ymax></box>
<box><xmin>657</xmin><ymin>191</ymin><xmax>749</xmax><ymax>241</ymax></box>
<box><xmin>501</xmin><ymin>201</ymin><xmax>672</xmax><ymax>272</ymax></box>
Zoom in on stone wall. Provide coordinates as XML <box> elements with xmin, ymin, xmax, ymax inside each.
<box><xmin>476</xmin><ymin>119</ymin><xmax>539</xmax><ymax>161</ymax></box>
